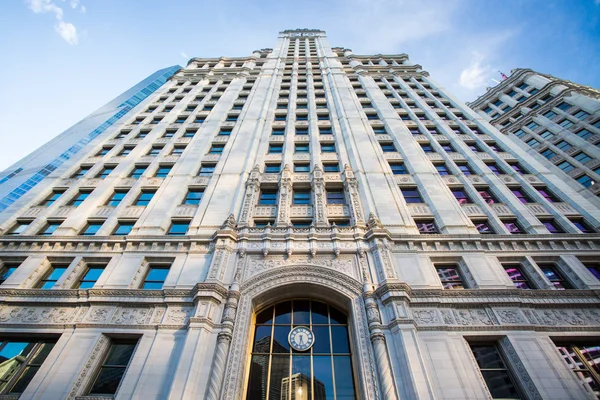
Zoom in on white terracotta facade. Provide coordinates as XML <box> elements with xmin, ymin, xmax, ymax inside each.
<box><xmin>0</xmin><ymin>29</ymin><xmax>599</xmax><ymax>400</ymax></box>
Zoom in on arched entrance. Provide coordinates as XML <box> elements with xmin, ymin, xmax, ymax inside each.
<box><xmin>246</xmin><ymin>299</ymin><xmax>356</xmax><ymax>399</ymax></box>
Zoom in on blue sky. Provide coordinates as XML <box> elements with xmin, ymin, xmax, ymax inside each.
<box><xmin>0</xmin><ymin>0</ymin><xmax>599</xmax><ymax>171</ymax></box>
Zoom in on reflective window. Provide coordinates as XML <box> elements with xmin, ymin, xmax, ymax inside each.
<box><xmin>556</xmin><ymin>344</ymin><xmax>600</xmax><ymax>399</ymax></box>
<box><xmin>142</xmin><ymin>265</ymin><xmax>170</xmax><ymax>289</ymax></box>
<box><xmin>0</xmin><ymin>339</ymin><xmax>56</xmax><ymax>394</ymax></box>
<box><xmin>77</xmin><ymin>263</ymin><xmax>106</xmax><ymax>289</ymax></box>
<box><xmin>246</xmin><ymin>300</ymin><xmax>356</xmax><ymax>400</ymax></box>
<box><xmin>435</xmin><ymin>265</ymin><xmax>465</xmax><ymax>289</ymax></box>
<box><xmin>539</xmin><ymin>264</ymin><xmax>572</xmax><ymax>289</ymax></box>
<box><xmin>36</xmin><ymin>264</ymin><xmax>68</xmax><ymax>289</ymax></box>
<box><xmin>470</xmin><ymin>344</ymin><xmax>522</xmax><ymax>399</ymax></box>
<box><xmin>502</xmin><ymin>264</ymin><xmax>532</xmax><ymax>289</ymax></box>
<box><xmin>88</xmin><ymin>340</ymin><xmax>138</xmax><ymax>396</ymax></box>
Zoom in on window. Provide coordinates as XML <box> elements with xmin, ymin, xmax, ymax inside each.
<box><xmin>151</xmin><ymin>118</ymin><xmax>162</xmax><ymax>124</ymax></box>
<box><xmin>41</xmin><ymin>191</ymin><xmax>64</xmax><ymax>206</ymax></box>
<box><xmin>147</xmin><ymin>146</ymin><xmax>162</xmax><ymax>156</ymax></box>
<box><xmin>473</xmin><ymin>220</ymin><xmax>493</xmax><ymax>234</ymax></box>
<box><xmin>295</xmin><ymin>144</ymin><xmax>309</xmax><ymax>153</ymax></box>
<box><xmin>317</xmin><ymin>114</ymin><xmax>329</xmax><ymax>121</ymax></box>
<box><xmin>129</xmin><ymin>165</ymin><xmax>147</xmax><ymax>179</ymax></box>
<box><xmin>435</xmin><ymin>164</ymin><xmax>450</xmax><ymax>176</ymax></box>
<box><xmin>526</xmin><ymin>121</ymin><xmax>538</xmax><ymax>130</ymax></box>
<box><xmin>539</xmin><ymin>264</ymin><xmax>572</xmax><ymax>289</ymax></box>
<box><xmin>0</xmin><ymin>339</ymin><xmax>56</xmax><ymax>394</ymax></box>
<box><xmin>542</xmin><ymin>220</ymin><xmax>563</xmax><ymax>233</ymax></box>
<box><xmin>539</xmin><ymin>131</ymin><xmax>554</xmax><ymax>140</ymax></box>
<box><xmin>272</xmin><ymin>128</ymin><xmax>285</xmax><ymax>136</ymax></box>
<box><xmin>72</xmin><ymin>166</ymin><xmax>91</xmax><ymax>179</ymax></box>
<box><xmin>36</xmin><ymin>263</ymin><xmax>68</xmax><ymax>289</ymax></box>
<box><xmin>323</xmin><ymin>163</ymin><xmax>340</xmax><ymax>173</ymax></box>
<box><xmin>571</xmin><ymin>219</ymin><xmax>593</xmax><ymax>233</ymax></box>
<box><xmin>420</xmin><ymin>144</ymin><xmax>434</xmax><ymax>153</ymax></box>
<box><xmin>294</xmin><ymin>163</ymin><xmax>310</xmax><ymax>173</ymax></box>
<box><xmin>171</xmin><ymin>146</ymin><xmax>186</xmax><ymax>155</ymax></box>
<box><xmin>135</xmin><ymin>191</ymin><xmax>155</xmax><ymax>206</ymax></box>
<box><xmin>541</xmin><ymin>149</ymin><xmax>556</xmax><ymax>159</ymax></box>
<box><xmin>556</xmin><ymin>344</ymin><xmax>600</xmax><ymax>398</ymax></box>
<box><xmin>574</xmin><ymin>152</ymin><xmax>592</xmax><ymax>164</ymax></box>
<box><xmin>504</xmin><ymin>220</ymin><xmax>524</xmax><ymax>234</ymax></box>
<box><xmin>555</xmin><ymin>101</ymin><xmax>571</xmax><ymax>111</ymax></box>
<box><xmin>209</xmin><ymin>145</ymin><xmax>225</xmax><ymax>154</ymax></box>
<box><xmin>543</xmin><ymin>111</ymin><xmax>557</xmax><ymax>119</ymax></box>
<box><xmin>576</xmin><ymin>129</ymin><xmax>594</xmax><ymax>140</ymax></box>
<box><xmin>400</xmin><ymin>188</ymin><xmax>421</xmax><ymax>204</ymax></box>
<box><xmin>326</xmin><ymin>189</ymin><xmax>345</xmax><ymax>204</ymax></box>
<box><xmin>142</xmin><ymin>265</ymin><xmax>170</xmax><ymax>289</ymax></box>
<box><xmin>380</xmin><ymin>143</ymin><xmax>396</xmax><ymax>152</ymax></box>
<box><xmin>468</xmin><ymin>144</ymin><xmax>480</xmax><ymax>152</ymax></box>
<box><xmin>456</xmin><ymin>163</ymin><xmax>473</xmax><ymax>175</ymax></box>
<box><xmin>155</xmin><ymin>165</ymin><xmax>172</xmax><ymax>178</ymax></box>
<box><xmin>97</xmin><ymin>147</ymin><xmax>112</xmax><ymax>156</ymax></box>
<box><xmin>113</xmin><ymin>221</ymin><xmax>135</xmax><ymax>236</ymax></box>
<box><xmin>577</xmin><ymin>174</ymin><xmax>594</xmax><ymax>188</ymax></box>
<box><xmin>268</xmin><ymin>144</ymin><xmax>283</xmax><ymax>154</ymax></box>
<box><xmin>556</xmin><ymin>140</ymin><xmax>571</xmax><ymax>151</ymax></box>
<box><xmin>478</xmin><ymin>190</ymin><xmax>497</xmax><ymax>204</ymax></box>
<box><xmin>320</xmin><ymin>128</ymin><xmax>332</xmax><ymax>135</ymax></box>
<box><xmin>194</xmin><ymin>117</ymin><xmax>205</xmax><ymax>124</ymax></box>
<box><xmin>487</xmin><ymin>163</ymin><xmax>503</xmax><ymax>175</ymax></box>
<box><xmin>69</xmin><ymin>190</ymin><xmax>92</xmax><ymax>206</ymax></box>
<box><xmin>246</xmin><ymin>300</ymin><xmax>357</xmax><ymax>399</ymax></box>
<box><xmin>503</xmin><ymin>264</ymin><xmax>532</xmax><ymax>289</ymax></box>
<box><xmin>198</xmin><ymin>164</ymin><xmax>216</xmax><ymax>176</ymax></box>
<box><xmin>0</xmin><ymin>262</ymin><xmax>20</xmax><ymax>284</ymax></box>
<box><xmin>451</xmin><ymin>189</ymin><xmax>471</xmax><ymax>204</ymax></box>
<box><xmin>469</xmin><ymin>344</ymin><xmax>522</xmax><ymax>399</ymax></box>
<box><xmin>526</xmin><ymin>139</ymin><xmax>540</xmax><ymax>148</ymax></box>
<box><xmin>81</xmin><ymin>221</ymin><xmax>103</xmax><ymax>236</ymax></box>
<box><xmin>168</xmin><ymin>220</ymin><xmax>190</xmax><ymax>235</ymax></box>
<box><xmin>557</xmin><ymin>161</ymin><xmax>575</xmax><ymax>173</ymax></box>
<box><xmin>558</xmin><ymin>119</ymin><xmax>574</xmax><ymax>128</ymax></box>
<box><xmin>183</xmin><ymin>129</ymin><xmax>196</xmax><ymax>138</ymax></box>
<box><xmin>87</xmin><ymin>339</ymin><xmax>138</xmax><ymax>396</ymax></box>
<box><xmin>97</xmin><ymin>166</ymin><xmax>114</xmax><ymax>179</ymax></box>
<box><xmin>573</xmin><ymin>110</ymin><xmax>590</xmax><ymax>120</ymax></box>
<box><xmin>259</xmin><ymin>190</ymin><xmax>277</xmax><ymax>205</ymax></box>
<box><xmin>416</xmin><ymin>220</ymin><xmax>438</xmax><ymax>234</ymax></box>
<box><xmin>409</xmin><ymin>128</ymin><xmax>420</xmax><ymax>135</ymax></box>
<box><xmin>537</xmin><ymin>188</ymin><xmax>559</xmax><ymax>202</ymax></box>
<box><xmin>274</xmin><ymin>114</ymin><xmax>286</xmax><ymax>122</ymax></box>
<box><xmin>511</xmin><ymin>189</ymin><xmax>532</xmax><ymax>204</ymax></box>
<box><xmin>76</xmin><ymin>263</ymin><xmax>105</xmax><ymax>289</ymax></box>
<box><xmin>6</xmin><ymin>221</ymin><xmax>31</xmax><ymax>235</ymax></box>
<box><xmin>583</xmin><ymin>263</ymin><xmax>600</xmax><ymax>280</ymax></box>
<box><xmin>321</xmin><ymin>143</ymin><xmax>336</xmax><ymax>153</ymax></box>
<box><xmin>119</xmin><ymin>146</ymin><xmax>135</xmax><ymax>156</ymax></box>
<box><xmin>39</xmin><ymin>221</ymin><xmax>61</xmax><ymax>235</ymax></box>
<box><xmin>373</xmin><ymin>128</ymin><xmax>387</xmax><ymax>135</ymax></box>
<box><xmin>435</xmin><ymin>265</ymin><xmax>464</xmax><ymax>289</ymax></box>
<box><xmin>441</xmin><ymin>144</ymin><xmax>454</xmax><ymax>152</ymax></box>
<box><xmin>265</xmin><ymin>164</ymin><xmax>281</xmax><ymax>173</ymax></box>
<box><xmin>390</xmin><ymin>163</ymin><xmax>407</xmax><ymax>175</ymax></box>
<box><xmin>293</xmin><ymin>190</ymin><xmax>311</xmax><ymax>205</ymax></box>
<box><xmin>183</xmin><ymin>189</ymin><xmax>203</xmax><ymax>205</ymax></box>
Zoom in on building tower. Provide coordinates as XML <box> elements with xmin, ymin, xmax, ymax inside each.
<box><xmin>469</xmin><ymin>69</ymin><xmax>600</xmax><ymax>197</ymax></box>
<box><xmin>0</xmin><ymin>29</ymin><xmax>599</xmax><ymax>400</ymax></box>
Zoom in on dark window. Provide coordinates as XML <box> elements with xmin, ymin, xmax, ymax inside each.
<box><xmin>88</xmin><ymin>339</ymin><xmax>138</xmax><ymax>396</ymax></box>
<box><xmin>183</xmin><ymin>189</ymin><xmax>203</xmax><ymax>205</ymax></box>
<box><xmin>571</xmin><ymin>219</ymin><xmax>593</xmax><ymax>233</ymax></box>
<box><xmin>198</xmin><ymin>164</ymin><xmax>216</xmax><ymax>176</ymax></box>
<box><xmin>475</xmin><ymin>221</ymin><xmax>494</xmax><ymax>234</ymax></box>
<box><xmin>294</xmin><ymin>164</ymin><xmax>310</xmax><ymax>173</ymax></box>
<box><xmin>142</xmin><ymin>265</ymin><xmax>170</xmax><ymax>289</ymax></box>
<box><xmin>119</xmin><ymin>146</ymin><xmax>135</xmax><ymax>156</ymax></box>
<box><xmin>537</xmin><ymin>188</ymin><xmax>559</xmax><ymax>203</ymax></box>
<box><xmin>97</xmin><ymin>167</ymin><xmax>115</xmax><ymax>179</ymax></box>
<box><xmin>129</xmin><ymin>166</ymin><xmax>147</xmax><ymax>179</ymax></box>
<box><xmin>113</xmin><ymin>221</ymin><xmax>135</xmax><ymax>236</ymax></box>
<box><xmin>135</xmin><ymin>191</ymin><xmax>155</xmax><ymax>206</ymax></box>
<box><xmin>155</xmin><ymin>166</ymin><xmax>172</xmax><ymax>178</ymax></box>
<box><xmin>435</xmin><ymin>164</ymin><xmax>450</xmax><ymax>175</ymax></box>
<box><xmin>72</xmin><ymin>166</ymin><xmax>91</xmax><ymax>179</ymax></box>
<box><xmin>416</xmin><ymin>220</ymin><xmax>438</xmax><ymax>234</ymax></box>
<box><xmin>584</xmin><ymin>263</ymin><xmax>600</xmax><ymax>280</ymax></box>
<box><xmin>6</xmin><ymin>221</ymin><xmax>31</xmax><ymax>235</ymax></box>
<box><xmin>402</xmin><ymin>189</ymin><xmax>422</xmax><ymax>203</ymax></box>
<box><xmin>321</xmin><ymin>144</ymin><xmax>336</xmax><ymax>153</ymax></box>
<box><xmin>0</xmin><ymin>262</ymin><xmax>20</xmax><ymax>284</ymax></box>
<box><xmin>0</xmin><ymin>339</ymin><xmax>57</xmax><ymax>394</ymax></box>
<box><xmin>295</xmin><ymin>144</ymin><xmax>309</xmax><ymax>153</ymax></box>
<box><xmin>69</xmin><ymin>191</ymin><xmax>92</xmax><ymax>206</ymax></box>
<box><xmin>435</xmin><ymin>265</ymin><xmax>465</xmax><ymax>289</ymax></box>
<box><xmin>503</xmin><ymin>264</ymin><xmax>532</xmax><ymax>289</ymax></box>
<box><xmin>381</xmin><ymin>143</ymin><xmax>396</xmax><ymax>152</ymax></box>
<box><xmin>259</xmin><ymin>191</ymin><xmax>278</xmax><ymax>205</ymax></box>
<box><xmin>390</xmin><ymin>163</ymin><xmax>407</xmax><ymax>175</ymax></box>
<box><xmin>320</xmin><ymin>128</ymin><xmax>333</xmax><ymax>135</ymax></box>
<box><xmin>511</xmin><ymin>189</ymin><xmax>532</xmax><ymax>204</ymax></box>
<box><xmin>210</xmin><ymin>145</ymin><xmax>225</xmax><ymax>154</ymax></box>
<box><xmin>36</xmin><ymin>264</ymin><xmax>68</xmax><ymax>289</ymax></box>
<box><xmin>478</xmin><ymin>190</ymin><xmax>497</xmax><ymax>204</ymax></box>
<box><xmin>509</xmin><ymin>163</ymin><xmax>526</xmax><ymax>174</ymax></box>
<box><xmin>272</xmin><ymin>129</ymin><xmax>285</xmax><ymax>136</ymax></box>
<box><xmin>168</xmin><ymin>221</ymin><xmax>190</xmax><ymax>235</ymax></box>
<box><xmin>97</xmin><ymin>147</ymin><xmax>112</xmax><ymax>156</ymax></box>
<box><xmin>542</xmin><ymin>220</ymin><xmax>563</xmax><ymax>234</ymax></box>
<box><xmin>265</xmin><ymin>164</ymin><xmax>281</xmax><ymax>173</ymax></box>
<box><xmin>487</xmin><ymin>163</ymin><xmax>503</xmax><ymax>175</ymax></box>
<box><xmin>504</xmin><ymin>220</ymin><xmax>524</xmax><ymax>234</ymax></box>
<box><xmin>456</xmin><ymin>163</ymin><xmax>473</xmax><ymax>175</ymax></box>
<box><xmin>469</xmin><ymin>344</ymin><xmax>522</xmax><ymax>399</ymax></box>
<box><xmin>39</xmin><ymin>221</ymin><xmax>61</xmax><ymax>236</ymax></box>
<box><xmin>81</xmin><ymin>222</ymin><xmax>103</xmax><ymax>236</ymax></box>
<box><xmin>293</xmin><ymin>190</ymin><xmax>311</xmax><ymax>205</ymax></box>
<box><xmin>420</xmin><ymin>144</ymin><xmax>434</xmax><ymax>153</ymax></box>
<box><xmin>296</xmin><ymin>129</ymin><xmax>309</xmax><ymax>136</ymax></box>
<box><xmin>539</xmin><ymin>264</ymin><xmax>572</xmax><ymax>289</ymax></box>
<box><xmin>323</xmin><ymin>163</ymin><xmax>340</xmax><ymax>173</ymax></box>
<box><xmin>183</xmin><ymin>130</ymin><xmax>196</xmax><ymax>138</ymax></box>
<box><xmin>326</xmin><ymin>190</ymin><xmax>345</xmax><ymax>204</ymax></box>
<box><xmin>41</xmin><ymin>191</ymin><xmax>64</xmax><ymax>206</ymax></box>
<box><xmin>451</xmin><ymin>189</ymin><xmax>471</xmax><ymax>204</ymax></box>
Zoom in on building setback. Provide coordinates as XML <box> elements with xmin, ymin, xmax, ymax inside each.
<box><xmin>0</xmin><ymin>29</ymin><xmax>599</xmax><ymax>399</ymax></box>
<box><xmin>469</xmin><ymin>68</ymin><xmax>600</xmax><ymax>197</ymax></box>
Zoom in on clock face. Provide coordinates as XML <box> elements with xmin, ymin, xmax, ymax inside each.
<box><xmin>288</xmin><ymin>326</ymin><xmax>315</xmax><ymax>351</ymax></box>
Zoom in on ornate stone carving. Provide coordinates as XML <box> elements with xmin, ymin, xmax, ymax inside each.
<box><xmin>109</xmin><ymin>307</ymin><xmax>153</xmax><ymax>325</ymax></box>
<box><xmin>244</xmin><ymin>255</ymin><xmax>356</xmax><ymax>280</ymax></box>
<box><xmin>165</xmin><ymin>306</ymin><xmax>193</xmax><ymax>324</ymax></box>
<box><xmin>499</xmin><ymin>338</ymin><xmax>543</xmax><ymax>400</ymax></box>
<box><xmin>67</xmin><ymin>335</ymin><xmax>110</xmax><ymax>400</ymax></box>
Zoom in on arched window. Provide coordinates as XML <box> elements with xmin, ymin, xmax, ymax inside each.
<box><xmin>246</xmin><ymin>300</ymin><xmax>356</xmax><ymax>400</ymax></box>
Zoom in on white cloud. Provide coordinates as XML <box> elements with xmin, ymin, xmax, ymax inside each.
<box><xmin>55</xmin><ymin>20</ymin><xmax>79</xmax><ymax>45</ymax></box>
<box><xmin>24</xmin><ymin>0</ymin><xmax>81</xmax><ymax>45</ymax></box>
<box><xmin>459</xmin><ymin>52</ymin><xmax>494</xmax><ymax>90</ymax></box>
<box><xmin>180</xmin><ymin>51</ymin><xmax>189</xmax><ymax>59</ymax></box>
<box><xmin>80</xmin><ymin>5</ymin><xmax>86</xmax><ymax>13</ymax></box>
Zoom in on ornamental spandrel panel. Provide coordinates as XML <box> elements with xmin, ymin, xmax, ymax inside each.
<box><xmin>138</xmin><ymin>155</ymin><xmax>157</xmax><ymax>164</ymax></box>
<box><xmin>221</xmin><ymin>121</ymin><xmax>236</xmax><ymax>128</ymax></box>
<box><xmin>447</xmin><ymin>153</ymin><xmax>466</xmax><ymax>161</ymax></box>
<box><xmin>567</xmin><ymin>168</ymin><xmax>583</xmax><ymax>178</ymax></box>
<box><xmin>57</xmin><ymin>178</ymin><xmax>77</xmax><ymax>187</ymax></box>
<box><xmin>269</xmin><ymin>136</ymin><xmax>285</xmax><ymax>143</ymax></box>
<box><xmin>425</xmin><ymin>153</ymin><xmax>443</xmax><ymax>161</ymax></box>
<box><xmin>0</xmin><ymin>306</ymin><xmax>79</xmax><ymax>325</ymax></box>
<box><xmin>212</xmin><ymin>136</ymin><xmax>229</xmax><ymax>143</ymax></box>
<box><xmin>260</xmin><ymin>174</ymin><xmax>279</xmax><ymax>183</ymax></box>
<box><xmin>203</xmin><ymin>154</ymin><xmax>221</xmax><ymax>162</ymax></box>
<box><xmin>294</xmin><ymin>174</ymin><xmax>310</xmax><ymax>182</ymax></box>
<box><xmin>254</xmin><ymin>205</ymin><xmax>277</xmax><ymax>218</ymax></box>
<box><xmin>476</xmin><ymin>153</ymin><xmax>493</xmax><ymax>160</ymax></box>
<box><xmin>498</xmin><ymin>174</ymin><xmax>518</xmax><ymax>184</ymax></box>
<box><xmin>191</xmin><ymin>176</ymin><xmax>210</xmax><ymax>186</ymax></box>
<box><xmin>175</xmin><ymin>137</ymin><xmax>192</xmax><ymax>144</ymax></box>
<box><xmin>526</xmin><ymin>203</ymin><xmax>550</xmax><ymax>216</ymax></box>
<box><xmin>523</xmin><ymin>174</ymin><xmax>543</xmax><ymax>184</ymax></box>
<box><xmin>317</xmin><ymin>121</ymin><xmax>333</xmax><ymax>127</ymax></box>
<box><xmin>498</xmin><ymin>152</ymin><xmax>517</xmax><ymax>161</ymax></box>
<box><xmin>326</xmin><ymin>204</ymin><xmax>350</xmax><ymax>217</ymax></box>
<box><xmin>52</xmin><ymin>206</ymin><xmax>76</xmax><ymax>218</ymax></box>
<box><xmin>107</xmin><ymin>156</ymin><xmax>126</xmax><ymax>164</ymax></box>
<box><xmin>85</xmin><ymin>156</ymin><xmax>103</xmax><ymax>164</ymax></box>
<box><xmin>383</xmin><ymin>153</ymin><xmax>402</xmax><ymax>160</ymax></box>
<box><xmin>174</xmin><ymin>205</ymin><xmax>198</xmax><ymax>217</ymax></box>
<box><xmin>550</xmin><ymin>155</ymin><xmax>564</xmax><ymax>165</ymax></box>
<box><xmin>167</xmin><ymin>123</ymin><xmax>183</xmax><ymax>129</ymax></box>
<box><xmin>22</xmin><ymin>206</ymin><xmax>45</xmax><ymax>218</ymax></box>
<box><xmin>375</xmin><ymin>134</ymin><xmax>393</xmax><ymax>141</ymax></box>
<box><xmin>81</xmin><ymin>178</ymin><xmax>102</xmax><ymax>187</ymax></box>
<box><xmin>407</xmin><ymin>203</ymin><xmax>433</xmax><ymax>217</ymax></box>
<box><xmin>271</xmin><ymin>121</ymin><xmax>287</xmax><ymax>128</ymax></box>
<box><xmin>105</xmin><ymin>139</ymin><xmax>121</xmax><ymax>146</ymax></box>
<box><xmin>321</xmin><ymin>153</ymin><xmax>338</xmax><ymax>161</ymax></box>
<box><xmin>553</xmin><ymin>202</ymin><xmax>579</xmax><ymax>215</ymax></box>
<box><xmin>466</xmin><ymin>174</ymin><xmax>485</xmax><ymax>184</ymax></box>
<box><xmin>292</xmin><ymin>154</ymin><xmax>310</xmax><ymax>161</ymax></box>
<box><xmin>490</xmin><ymin>203</ymin><xmax>514</xmax><ymax>217</ymax></box>
<box><xmin>122</xmin><ymin>206</ymin><xmax>146</xmax><ymax>218</ymax></box>
<box><xmin>478</xmin><ymin>134</ymin><xmax>493</xmax><ymax>141</ymax></box>
<box><xmin>412</xmin><ymin>134</ymin><xmax>428</xmax><ymax>141</ymax></box>
<box><xmin>324</xmin><ymin>173</ymin><xmax>341</xmax><ymax>182</ymax></box>
<box><xmin>295</xmin><ymin>121</ymin><xmax>309</xmax><ymax>128</ymax></box>
<box><xmin>294</xmin><ymin>136</ymin><xmax>310</xmax><ymax>143</ymax></box>
<box><xmin>162</xmin><ymin>155</ymin><xmax>180</xmax><ymax>163</ymax></box>
<box><xmin>243</xmin><ymin>255</ymin><xmax>357</xmax><ymax>280</ymax></box>
<box><xmin>565</xmin><ymin>146</ymin><xmax>580</xmax><ymax>156</ymax></box>
<box><xmin>93</xmin><ymin>206</ymin><xmax>114</xmax><ymax>218</ymax></box>
<box><xmin>440</xmin><ymin>175</ymin><xmax>462</xmax><ymax>186</ymax></box>
<box><xmin>461</xmin><ymin>204</ymin><xmax>485</xmax><ymax>217</ymax></box>
<box><xmin>290</xmin><ymin>205</ymin><xmax>313</xmax><ymax>218</ymax></box>
<box><xmin>319</xmin><ymin>134</ymin><xmax>334</xmax><ymax>141</ymax></box>
<box><xmin>395</xmin><ymin>175</ymin><xmax>415</xmax><ymax>185</ymax></box>
<box><xmin>266</xmin><ymin>154</ymin><xmax>284</xmax><ymax>162</ymax></box>
<box><xmin>141</xmin><ymin>177</ymin><xmax>164</xmax><ymax>187</ymax></box>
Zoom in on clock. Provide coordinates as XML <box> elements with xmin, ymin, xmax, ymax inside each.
<box><xmin>288</xmin><ymin>326</ymin><xmax>315</xmax><ymax>351</ymax></box>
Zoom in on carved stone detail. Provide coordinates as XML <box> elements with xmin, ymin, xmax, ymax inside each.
<box><xmin>67</xmin><ymin>335</ymin><xmax>110</xmax><ymax>400</ymax></box>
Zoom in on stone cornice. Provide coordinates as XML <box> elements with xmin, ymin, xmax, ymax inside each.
<box><xmin>468</xmin><ymin>68</ymin><xmax>535</xmax><ymax>107</ymax></box>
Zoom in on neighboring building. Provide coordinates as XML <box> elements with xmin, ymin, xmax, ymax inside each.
<box><xmin>0</xmin><ymin>29</ymin><xmax>599</xmax><ymax>400</ymax></box>
<box><xmin>469</xmin><ymin>69</ymin><xmax>600</xmax><ymax>197</ymax></box>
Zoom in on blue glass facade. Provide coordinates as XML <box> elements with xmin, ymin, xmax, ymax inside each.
<box><xmin>0</xmin><ymin>65</ymin><xmax>181</xmax><ymax>213</ymax></box>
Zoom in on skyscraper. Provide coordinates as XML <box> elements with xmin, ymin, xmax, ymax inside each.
<box><xmin>469</xmin><ymin>68</ymin><xmax>600</xmax><ymax>196</ymax></box>
<box><xmin>0</xmin><ymin>29</ymin><xmax>599</xmax><ymax>400</ymax></box>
